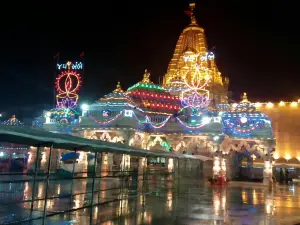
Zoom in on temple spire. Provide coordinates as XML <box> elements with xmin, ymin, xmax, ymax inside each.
<box><xmin>113</xmin><ymin>81</ymin><xmax>124</xmax><ymax>93</ymax></box>
<box><xmin>141</xmin><ymin>69</ymin><xmax>152</xmax><ymax>84</ymax></box>
<box><xmin>240</xmin><ymin>92</ymin><xmax>250</xmax><ymax>104</ymax></box>
<box><xmin>185</xmin><ymin>2</ymin><xmax>197</xmax><ymax>24</ymax></box>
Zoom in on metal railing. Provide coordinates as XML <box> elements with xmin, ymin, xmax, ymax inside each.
<box><xmin>0</xmin><ymin>144</ymin><xmax>202</xmax><ymax>225</ymax></box>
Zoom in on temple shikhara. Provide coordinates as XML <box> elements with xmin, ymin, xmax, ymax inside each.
<box><xmin>37</xmin><ymin>2</ymin><xmax>292</xmax><ymax>184</ymax></box>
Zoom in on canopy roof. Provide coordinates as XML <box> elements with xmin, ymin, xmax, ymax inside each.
<box><xmin>0</xmin><ymin>125</ymin><xmax>204</xmax><ymax>160</ymax></box>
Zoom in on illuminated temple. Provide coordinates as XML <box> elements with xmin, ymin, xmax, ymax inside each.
<box><xmin>34</xmin><ymin>1</ymin><xmax>300</xmax><ymax>183</ymax></box>
<box><xmin>50</xmin><ymin>2</ymin><xmax>275</xmax><ymax>183</ymax></box>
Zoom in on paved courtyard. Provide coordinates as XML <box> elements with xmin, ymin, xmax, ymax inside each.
<box><xmin>0</xmin><ymin>176</ymin><xmax>300</xmax><ymax>225</ymax></box>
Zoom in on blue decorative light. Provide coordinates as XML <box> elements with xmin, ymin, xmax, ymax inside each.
<box><xmin>57</xmin><ymin>61</ymin><xmax>83</xmax><ymax>70</ymax></box>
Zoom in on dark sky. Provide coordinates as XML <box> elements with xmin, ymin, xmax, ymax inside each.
<box><xmin>0</xmin><ymin>0</ymin><xmax>299</xmax><ymax>120</ymax></box>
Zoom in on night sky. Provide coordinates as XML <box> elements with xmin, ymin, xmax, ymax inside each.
<box><xmin>0</xmin><ymin>0</ymin><xmax>298</xmax><ymax>121</ymax></box>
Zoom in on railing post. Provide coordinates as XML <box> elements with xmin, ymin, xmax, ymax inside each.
<box><xmin>97</xmin><ymin>152</ymin><xmax>103</xmax><ymax>202</ymax></box>
<box><xmin>142</xmin><ymin>155</ymin><xmax>147</xmax><ymax>207</ymax></box>
<box><xmin>69</xmin><ymin>149</ymin><xmax>77</xmax><ymax>220</ymax></box>
<box><xmin>120</xmin><ymin>153</ymin><xmax>126</xmax><ymax>215</ymax></box>
<box><xmin>177</xmin><ymin>157</ymin><xmax>180</xmax><ymax>194</ymax></box>
<box><xmin>30</xmin><ymin>146</ymin><xmax>41</xmax><ymax>217</ymax></box>
<box><xmin>42</xmin><ymin>145</ymin><xmax>53</xmax><ymax>225</ymax></box>
<box><xmin>89</xmin><ymin>152</ymin><xmax>98</xmax><ymax>224</ymax></box>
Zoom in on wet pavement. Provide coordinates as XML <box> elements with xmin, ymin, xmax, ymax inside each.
<box><xmin>0</xmin><ymin>176</ymin><xmax>300</xmax><ymax>225</ymax></box>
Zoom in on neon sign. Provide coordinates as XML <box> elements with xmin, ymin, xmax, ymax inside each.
<box><xmin>57</xmin><ymin>61</ymin><xmax>83</xmax><ymax>70</ymax></box>
<box><xmin>56</xmin><ymin>71</ymin><xmax>82</xmax><ymax>108</ymax></box>
<box><xmin>183</xmin><ymin>54</ymin><xmax>199</xmax><ymax>63</ymax></box>
<box><xmin>180</xmin><ymin>64</ymin><xmax>211</xmax><ymax>109</ymax></box>
<box><xmin>200</xmin><ymin>52</ymin><xmax>215</xmax><ymax>61</ymax></box>
<box><xmin>124</xmin><ymin>110</ymin><xmax>133</xmax><ymax>117</ymax></box>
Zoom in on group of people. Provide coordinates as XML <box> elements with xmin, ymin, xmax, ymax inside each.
<box><xmin>279</xmin><ymin>168</ymin><xmax>290</xmax><ymax>184</ymax></box>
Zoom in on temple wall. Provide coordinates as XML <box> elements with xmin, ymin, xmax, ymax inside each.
<box><xmin>260</xmin><ymin>104</ymin><xmax>300</xmax><ymax>161</ymax></box>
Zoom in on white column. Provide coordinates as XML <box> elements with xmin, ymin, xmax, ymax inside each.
<box><xmin>213</xmin><ymin>156</ymin><xmax>221</xmax><ymax>177</ymax></box>
<box><xmin>121</xmin><ymin>154</ymin><xmax>130</xmax><ymax>171</ymax></box>
<box><xmin>263</xmin><ymin>160</ymin><xmax>273</xmax><ymax>186</ymax></box>
<box><xmin>168</xmin><ymin>158</ymin><xmax>174</xmax><ymax>172</ymax></box>
<box><xmin>213</xmin><ymin>156</ymin><xmax>227</xmax><ymax>180</ymax></box>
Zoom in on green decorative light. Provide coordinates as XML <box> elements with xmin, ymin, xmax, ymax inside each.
<box><xmin>127</xmin><ymin>83</ymin><xmax>165</xmax><ymax>91</ymax></box>
<box><xmin>161</xmin><ymin>141</ymin><xmax>171</xmax><ymax>151</ymax></box>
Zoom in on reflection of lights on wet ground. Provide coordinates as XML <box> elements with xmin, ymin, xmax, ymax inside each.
<box><xmin>221</xmin><ymin>190</ymin><xmax>226</xmax><ymax>210</ymax></box>
<box><xmin>101</xmin><ymin>221</ymin><xmax>113</xmax><ymax>225</ymax></box>
<box><xmin>41</xmin><ymin>151</ymin><xmax>47</xmax><ymax>165</ymax></box>
<box><xmin>289</xmin><ymin>186</ymin><xmax>295</xmax><ymax>195</ymax></box>
<box><xmin>57</xmin><ymin>184</ymin><xmax>60</xmax><ymax>195</ymax></box>
<box><xmin>242</xmin><ymin>189</ymin><xmax>248</xmax><ymax>204</ymax></box>
<box><xmin>47</xmin><ymin>199</ymin><xmax>54</xmax><ymax>209</ymax></box>
<box><xmin>37</xmin><ymin>183</ymin><xmax>44</xmax><ymax>208</ymax></box>
<box><xmin>213</xmin><ymin>190</ymin><xmax>220</xmax><ymax>215</ymax></box>
<box><xmin>118</xmin><ymin>198</ymin><xmax>128</xmax><ymax>215</ymax></box>
<box><xmin>167</xmin><ymin>190</ymin><xmax>172</xmax><ymax>210</ymax></box>
<box><xmin>253</xmin><ymin>189</ymin><xmax>258</xmax><ymax>205</ymax></box>
<box><xmin>38</xmin><ymin>183</ymin><xmax>43</xmax><ymax>198</ymax></box>
<box><xmin>11</xmin><ymin>177</ymin><xmax>300</xmax><ymax>224</ymax></box>
<box><xmin>265</xmin><ymin>194</ymin><xmax>275</xmax><ymax>215</ymax></box>
<box><xmin>93</xmin><ymin>206</ymin><xmax>98</xmax><ymax>220</ymax></box>
<box><xmin>74</xmin><ymin>194</ymin><xmax>82</xmax><ymax>209</ymax></box>
<box><xmin>24</xmin><ymin>182</ymin><xmax>29</xmax><ymax>200</ymax></box>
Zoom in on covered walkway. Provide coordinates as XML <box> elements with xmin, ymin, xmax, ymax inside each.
<box><xmin>0</xmin><ymin>125</ymin><xmax>204</xmax><ymax>224</ymax></box>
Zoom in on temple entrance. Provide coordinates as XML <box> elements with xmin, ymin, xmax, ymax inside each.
<box><xmin>229</xmin><ymin>150</ymin><xmax>263</xmax><ymax>182</ymax></box>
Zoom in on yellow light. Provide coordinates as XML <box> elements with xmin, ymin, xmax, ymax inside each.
<box><xmin>279</xmin><ymin>101</ymin><xmax>285</xmax><ymax>106</ymax></box>
<box><xmin>285</xmin><ymin>154</ymin><xmax>291</xmax><ymax>160</ymax></box>
<box><xmin>255</xmin><ymin>102</ymin><xmax>261</xmax><ymax>107</ymax></box>
<box><xmin>291</xmin><ymin>102</ymin><xmax>297</xmax><ymax>107</ymax></box>
<box><xmin>273</xmin><ymin>153</ymin><xmax>279</xmax><ymax>159</ymax></box>
<box><xmin>266</xmin><ymin>102</ymin><xmax>274</xmax><ymax>108</ymax></box>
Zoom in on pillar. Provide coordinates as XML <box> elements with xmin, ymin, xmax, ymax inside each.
<box><xmin>263</xmin><ymin>160</ymin><xmax>273</xmax><ymax>186</ymax></box>
<box><xmin>121</xmin><ymin>154</ymin><xmax>130</xmax><ymax>171</ymax></box>
<box><xmin>101</xmin><ymin>152</ymin><xmax>114</xmax><ymax>175</ymax></box>
<box><xmin>138</xmin><ymin>157</ymin><xmax>147</xmax><ymax>175</ymax></box>
<box><xmin>213</xmin><ymin>156</ymin><xmax>221</xmax><ymax>177</ymax></box>
<box><xmin>167</xmin><ymin>158</ymin><xmax>174</xmax><ymax>172</ymax></box>
<box><xmin>213</xmin><ymin>156</ymin><xmax>227</xmax><ymax>180</ymax></box>
<box><xmin>40</xmin><ymin>147</ymin><xmax>48</xmax><ymax>171</ymax></box>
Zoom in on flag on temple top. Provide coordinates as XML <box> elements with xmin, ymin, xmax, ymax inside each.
<box><xmin>54</xmin><ymin>52</ymin><xmax>60</xmax><ymax>59</ymax></box>
<box><xmin>184</xmin><ymin>10</ymin><xmax>192</xmax><ymax>16</ymax></box>
<box><xmin>80</xmin><ymin>52</ymin><xmax>84</xmax><ymax>58</ymax></box>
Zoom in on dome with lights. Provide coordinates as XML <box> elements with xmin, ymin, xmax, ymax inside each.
<box><xmin>98</xmin><ymin>81</ymin><xmax>135</xmax><ymax>106</ymax></box>
<box><xmin>127</xmin><ymin>69</ymin><xmax>182</xmax><ymax>114</ymax></box>
<box><xmin>221</xmin><ymin>93</ymin><xmax>272</xmax><ymax>138</ymax></box>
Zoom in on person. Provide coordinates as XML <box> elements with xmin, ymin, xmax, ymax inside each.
<box><xmin>279</xmin><ymin>168</ymin><xmax>284</xmax><ymax>184</ymax></box>
<box><xmin>285</xmin><ymin>168</ymin><xmax>289</xmax><ymax>184</ymax></box>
